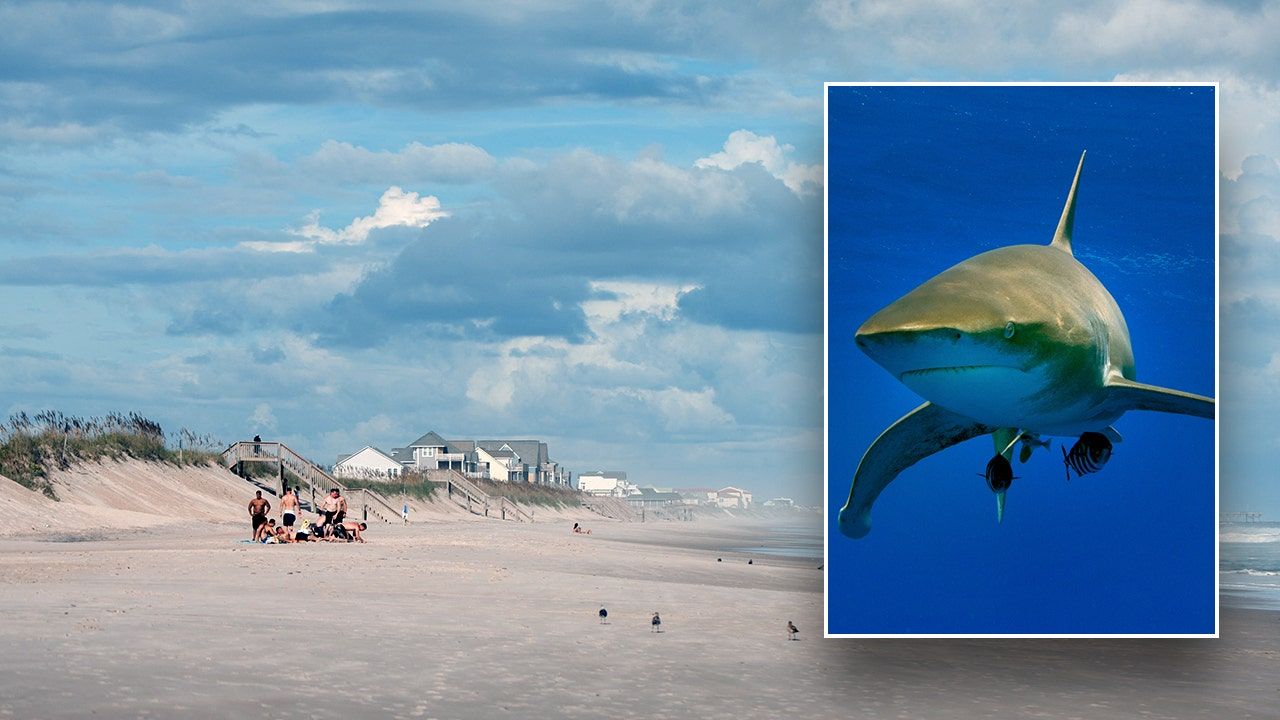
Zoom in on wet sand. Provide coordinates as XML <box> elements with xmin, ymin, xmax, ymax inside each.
<box><xmin>0</xmin><ymin>520</ymin><xmax>1276</xmax><ymax>719</ymax></box>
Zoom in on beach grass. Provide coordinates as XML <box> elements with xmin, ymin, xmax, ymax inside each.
<box><xmin>342</xmin><ymin>472</ymin><xmax>438</xmax><ymax>502</ymax></box>
<box><xmin>0</xmin><ymin>411</ymin><xmax>221</xmax><ymax>499</ymax></box>
<box><xmin>471</xmin><ymin>478</ymin><xmax>581</xmax><ymax>508</ymax></box>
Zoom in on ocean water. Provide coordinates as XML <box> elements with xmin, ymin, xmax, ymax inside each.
<box><xmin>723</xmin><ymin>522</ymin><xmax>823</xmax><ymax>560</ymax></box>
<box><xmin>1220</xmin><ymin>522</ymin><xmax>1280</xmax><ymax>611</ymax></box>
<box><xmin>826</xmin><ymin>86</ymin><xmax>1216</xmax><ymax>634</ymax></box>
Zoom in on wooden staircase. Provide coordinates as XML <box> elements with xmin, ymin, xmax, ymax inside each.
<box><xmin>579</xmin><ymin>494</ymin><xmax>637</xmax><ymax>521</ymax></box>
<box><xmin>424</xmin><ymin>469</ymin><xmax>534</xmax><ymax>522</ymax></box>
<box><xmin>221</xmin><ymin>441</ymin><xmax>403</xmax><ymax>524</ymax></box>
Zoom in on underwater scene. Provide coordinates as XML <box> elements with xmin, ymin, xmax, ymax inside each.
<box><xmin>826</xmin><ymin>85</ymin><xmax>1216</xmax><ymax>635</ymax></box>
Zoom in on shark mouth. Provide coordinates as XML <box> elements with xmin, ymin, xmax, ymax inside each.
<box><xmin>899</xmin><ymin>364</ymin><xmax>1024</xmax><ymax>380</ymax></box>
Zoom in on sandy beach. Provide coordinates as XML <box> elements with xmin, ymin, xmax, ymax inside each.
<box><xmin>0</xmin><ymin>511</ymin><xmax>1277</xmax><ymax>719</ymax></box>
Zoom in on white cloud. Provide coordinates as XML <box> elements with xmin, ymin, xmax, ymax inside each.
<box><xmin>241</xmin><ymin>186</ymin><xmax>447</xmax><ymax>253</ymax></box>
<box><xmin>1054</xmin><ymin>1</ymin><xmax>1257</xmax><ymax>65</ymax></box>
<box><xmin>695</xmin><ymin>129</ymin><xmax>822</xmax><ymax>194</ymax></box>
<box><xmin>249</xmin><ymin>402</ymin><xmax>277</xmax><ymax>431</ymax></box>
<box><xmin>582</xmin><ymin>280</ymin><xmax>699</xmax><ymax>324</ymax></box>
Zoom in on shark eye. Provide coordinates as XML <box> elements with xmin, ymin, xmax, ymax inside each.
<box><xmin>1004</xmin><ymin>321</ymin><xmax>1016</xmax><ymax>339</ymax></box>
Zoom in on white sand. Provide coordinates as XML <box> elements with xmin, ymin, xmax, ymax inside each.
<box><xmin>0</xmin><ymin>463</ymin><xmax>1276</xmax><ymax>719</ymax></box>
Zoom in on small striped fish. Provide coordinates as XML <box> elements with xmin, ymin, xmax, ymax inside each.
<box><xmin>1062</xmin><ymin>432</ymin><xmax>1113</xmax><ymax>481</ymax></box>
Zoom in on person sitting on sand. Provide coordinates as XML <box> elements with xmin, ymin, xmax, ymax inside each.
<box><xmin>255</xmin><ymin>518</ymin><xmax>278</xmax><ymax>543</ymax></box>
<box><xmin>248</xmin><ymin>490</ymin><xmax>270</xmax><ymax>540</ymax></box>
<box><xmin>329</xmin><ymin>520</ymin><xmax>367</xmax><ymax>543</ymax></box>
<box><xmin>572</xmin><ymin>522</ymin><xmax>591</xmax><ymax>535</ymax></box>
<box><xmin>273</xmin><ymin>525</ymin><xmax>296</xmax><ymax>543</ymax></box>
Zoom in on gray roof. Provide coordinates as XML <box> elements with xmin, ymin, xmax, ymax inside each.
<box><xmin>476</xmin><ymin>438</ymin><xmax>545</xmax><ymax>466</ymax></box>
<box><xmin>336</xmin><ymin>446</ymin><xmax>396</xmax><ymax>466</ymax></box>
<box><xmin>581</xmin><ymin>470</ymin><xmax>627</xmax><ymax>480</ymax></box>
<box><xmin>408</xmin><ymin>431</ymin><xmax>448</xmax><ymax>448</ymax></box>
<box><xmin>445</xmin><ymin>439</ymin><xmax>476</xmax><ymax>454</ymax></box>
<box><xmin>389</xmin><ymin>447</ymin><xmax>410</xmax><ymax>463</ymax></box>
<box><xmin>634</xmin><ymin>487</ymin><xmax>682</xmax><ymax>502</ymax></box>
<box><xmin>489</xmin><ymin>449</ymin><xmax>517</xmax><ymax>459</ymax></box>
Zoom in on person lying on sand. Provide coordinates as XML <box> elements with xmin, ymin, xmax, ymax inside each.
<box><xmin>329</xmin><ymin>520</ymin><xmax>367</xmax><ymax>543</ymax></box>
<box><xmin>294</xmin><ymin>519</ymin><xmax>319</xmax><ymax>542</ymax></box>
<box><xmin>273</xmin><ymin>525</ymin><xmax>295</xmax><ymax>543</ymax></box>
<box><xmin>572</xmin><ymin>522</ymin><xmax>591</xmax><ymax>535</ymax></box>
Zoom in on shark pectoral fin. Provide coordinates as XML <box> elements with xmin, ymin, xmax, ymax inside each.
<box><xmin>838</xmin><ymin>402</ymin><xmax>994</xmax><ymax>539</ymax></box>
<box><xmin>994</xmin><ymin>428</ymin><xmax>1022</xmax><ymax>459</ymax></box>
<box><xmin>1102</xmin><ymin>376</ymin><xmax>1215</xmax><ymax>419</ymax></box>
<box><xmin>1100</xmin><ymin>426</ymin><xmax>1123</xmax><ymax>444</ymax></box>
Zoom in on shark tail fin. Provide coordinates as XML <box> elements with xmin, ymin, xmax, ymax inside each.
<box><xmin>1051</xmin><ymin>150</ymin><xmax>1086</xmax><ymax>255</ymax></box>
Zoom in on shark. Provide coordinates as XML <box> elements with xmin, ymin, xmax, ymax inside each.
<box><xmin>837</xmin><ymin>151</ymin><xmax>1214</xmax><ymax>539</ymax></box>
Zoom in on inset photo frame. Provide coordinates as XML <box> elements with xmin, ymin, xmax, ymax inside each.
<box><xmin>824</xmin><ymin>83</ymin><xmax>1218</xmax><ymax>637</ymax></box>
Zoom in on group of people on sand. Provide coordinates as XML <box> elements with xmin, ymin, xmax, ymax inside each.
<box><xmin>247</xmin><ymin>487</ymin><xmax>367</xmax><ymax>544</ymax></box>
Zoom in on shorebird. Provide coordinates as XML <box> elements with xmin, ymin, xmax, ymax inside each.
<box><xmin>598</xmin><ymin>607</ymin><xmax>608</xmax><ymax>624</ymax></box>
<box><xmin>787</xmin><ymin>621</ymin><xmax>799</xmax><ymax>641</ymax></box>
<box><xmin>651</xmin><ymin>612</ymin><xmax>662</xmax><ymax>633</ymax></box>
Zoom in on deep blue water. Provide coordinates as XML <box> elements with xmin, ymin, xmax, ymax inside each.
<box><xmin>826</xmin><ymin>86</ymin><xmax>1216</xmax><ymax>634</ymax></box>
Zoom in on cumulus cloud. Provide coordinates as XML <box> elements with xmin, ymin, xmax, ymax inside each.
<box><xmin>242</xmin><ymin>186</ymin><xmax>447</xmax><ymax>253</ymax></box>
<box><xmin>316</xmin><ymin>135</ymin><xmax>820</xmax><ymax>345</ymax></box>
<box><xmin>695</xmin><ymin>130</ymin><xmax>822</xmax><ymax>194</ymax></box>
<box><xmin>249</xmin><ymin>403</ymin><xmax>277</xmax><ymax>431</ymax></box>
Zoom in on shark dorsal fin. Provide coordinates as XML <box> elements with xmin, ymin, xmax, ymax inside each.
<box><xmin>1051</xmin><ymin>150</ymin><xmax>1086</xmax><ymax>255</ymax></box>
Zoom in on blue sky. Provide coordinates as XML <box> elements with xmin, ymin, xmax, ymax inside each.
<box><xmin>0</xmin><ymin>2</ymin><xmax>1278</xmax><ymax>510</ymax></box>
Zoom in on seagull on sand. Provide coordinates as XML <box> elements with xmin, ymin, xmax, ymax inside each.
<box><xmin>599</xmin><ymin>607</ymin><xmax>608</xmax><ymax>624</ymax></box>
<box><xmin>787</xmin><ymin>621</ymin><xmax>799</xmax><ymax>641</ymax></box>
<box><xmin>651</xmin><ymin>612</ymin><xmax>662</xmax><ymax>633</ymax></box>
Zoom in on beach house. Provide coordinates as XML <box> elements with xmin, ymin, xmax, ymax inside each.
<box><xmin>715</xmin><ymin>486</ymin><xmax>753</xmax><ymax>509</ymax></box>
<box><xmin>333</xmin><ymin>446</ymin><xmax>403</xmax><ymax>479</ymax></box>
<box><xmin>383</xmin><ymin>430</ymin><xmax>571</xmax><ymax>486</ymax></box>
<box><xmin>578</xmin><ymin>470</ymin><xmax>629</xmax><ymax>496</ymax></box>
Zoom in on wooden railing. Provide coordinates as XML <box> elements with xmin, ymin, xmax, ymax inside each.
<box><xmin>424</xmin><ymin>469</ymin><xmax>534</xmax><ymax>522</ymax></box>
<box><xmin>221</xmin><ymin>440</ymin><xmax>403</xmax><ymax>524</ymax></box>
<box><xmin>579</xmin><ymin>494</ymin><xmax>637</xmax><ymax>521</ymax></box>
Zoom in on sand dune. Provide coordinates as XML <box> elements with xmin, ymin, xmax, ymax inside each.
<box><xmin>0</xmin><ymin>459</ymin><xmax>603</xmax><ymax>538</ymax></box>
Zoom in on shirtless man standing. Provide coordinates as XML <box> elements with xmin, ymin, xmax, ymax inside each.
<box><xmin>248</xmin><ymin>491</ymin><xmax>271</xmax><ymax>540</ymax></box>
<box><xmin>334</xmin><ymin>490</ymin><xmax>348</xmax><ymax>525</ymax></box>
<box><xmin>280</xmin><ymin>487</ymin><xmax>299</xmax><ymax>531</ymax></box>
<box><xmin>319</xmin><ymin>489</ymin><xmax>341</xmax><ymax>529</ymax></box>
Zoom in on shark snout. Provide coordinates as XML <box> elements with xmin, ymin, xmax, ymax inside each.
<box><xmin>855</xmin><ymin>324</ymin><xmax>967</xmax><ymax>377</ymax></box>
